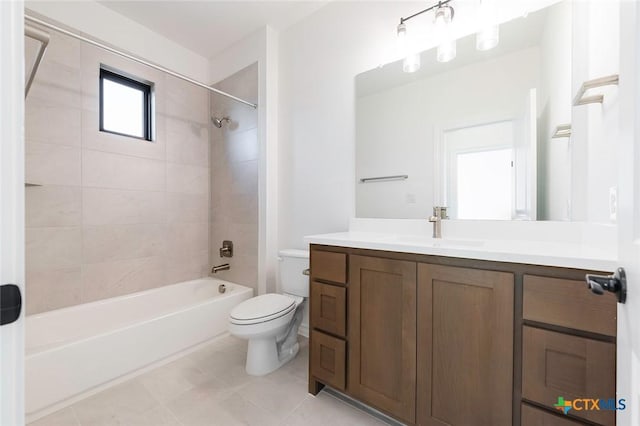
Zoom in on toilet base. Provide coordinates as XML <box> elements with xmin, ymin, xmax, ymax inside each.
<box><xmin>245</xmin><ymin>339</ymin><xmax>300</xmax><ymax>376</ymax></box>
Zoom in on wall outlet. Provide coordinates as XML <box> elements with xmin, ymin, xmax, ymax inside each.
<box><xmin>609</xmin><ymin>186</ymin><xmax>618</xmax><ymax>221</ymax></box>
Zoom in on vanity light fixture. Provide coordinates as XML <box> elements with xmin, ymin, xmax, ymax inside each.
<box><xmin>476</xmin><ymin>0</ymin><xmax>499</xmax><ymax>51</ymax></box>
<box><xmin>397</xmin><ymin>0</ymin><xmax>456</xmax><ymax>71</ymax></box>
<box><xmin>397</xmin><ymin>22</ymin><xmax>421</xmax><ymax>73</ymax></box>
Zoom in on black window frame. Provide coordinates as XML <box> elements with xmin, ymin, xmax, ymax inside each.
<box><xmin>99</xmin><ymin>67</ymin><xmax>153</xmax><ymax>141</ymax></box>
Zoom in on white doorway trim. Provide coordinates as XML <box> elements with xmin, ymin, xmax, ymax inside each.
<box><xmin>0</xmin><ymin>1</ymin><xmax>26</xmax><ymax>424</ymax></box>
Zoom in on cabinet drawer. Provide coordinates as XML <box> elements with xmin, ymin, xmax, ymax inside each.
<box><xmin>522</xmin><ymin>326</ymin><xmax>616</xmax><ymax>426</ymax></box>
<box><xmin>311</xmin><ymin>281</ymin><xmax>346</xmax><ymax>337</ymax></box>
<box><xmin>310</xmin><ymin>330</ymin><xmax>346</xmax><ymax>391</ymax></box>
<box><xmin>311</xmin><ymin>250</ymin><xmax>347</xmax><ymax>284</ymax></box>
<box><xmin>522</xmin><ymin>403</ymin><xmax>587</xmax><ymax>426</ymax></box>
<box><xmin>523</xmin><ymin>275</ymin><xmax>616</xmax><ymax>336</ymax></box>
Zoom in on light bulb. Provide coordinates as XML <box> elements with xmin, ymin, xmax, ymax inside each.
<box><xmin>476</xmin><ymin>0</ymin><xmax>499</xmax><ymax>51</ymax></box>
<box><xmin>397</xmin><ymin>22</ymin><xmax>407</xmax><ymax>55</ymax></box>
<box><xmin>398</xmin><ymin>21</ymin><xmax>420</xmax><ymax>73</ymax></box>
<box><xmin>403</xmin><ymin>53</ymin><xmax>421</xmax><ymax>73</ymax></box>
<box><xmin>434</xmin><ymin>4</ymin><xmax>456</xmax><ymax>63</ymax></box>
<box><xmin>476</xmin><ymin>24</ymin><xmax>499</xmax><ymax>51</ymax></box>
<box><xmin>434</xmin><ymin>4</ymin><xmax>453</xmax><ymax>27</ymax></box>
<box><xmin>437</xmin><ymin>40</ymin><xmax>456</xmax><ymax>63</ymax></box>
<box><xmin>397</xmin><ymin>22</ymin><xmax>407</xmax><ymax>41</ymax></box>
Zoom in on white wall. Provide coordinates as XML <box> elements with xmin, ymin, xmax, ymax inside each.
<box><xmin>571</xmin><ymin>0</ymin><xmax>620</xmax><ymax>223</ymax></box>
<box><xmin>279</xmin><ymin>2</ymin><xmax>396</xmax><ymax>249</ymax></box>
<box><xmin>25</xmin><ymin>0</ymin><xmax>209</xmax><ymax>81</ymax></box>
<box><xmin>538</xmin><ymin>1</ymin><xmax>572</xmax><ymax>221</ymax></box>
<box><xmin>356</xmin><ymin>47</ymin><xmax>540</xmax><ymax>219</ymax></box>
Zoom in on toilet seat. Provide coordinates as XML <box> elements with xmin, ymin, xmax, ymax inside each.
<box><xmin>230</xmin><ymin>294</ymin><xmax>296</xmax><ymax>325</ymax></box>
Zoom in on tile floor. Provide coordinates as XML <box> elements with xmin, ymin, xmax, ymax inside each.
<box><xmin>31</xmin><ymin>336</ymin><xmax>387</xmax><ymax>426</ymax></box>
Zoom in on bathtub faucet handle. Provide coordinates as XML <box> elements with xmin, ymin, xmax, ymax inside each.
<box><xmin>219</xmin><ymin>240</ymin><xmax>233</xmax><ymax>258</ymax></box>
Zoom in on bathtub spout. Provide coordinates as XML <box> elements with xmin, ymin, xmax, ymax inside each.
<box><xmin>211</xmin><ymin>263</ymin><xmax>230</xmax><ymax>274</ymax></box>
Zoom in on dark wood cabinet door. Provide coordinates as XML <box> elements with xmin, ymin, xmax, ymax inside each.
<box><xmin>348</xmin><ymin>255</ymin><xmax>417</xmax><ymax>424</ymax></box>
<box><xmin>417</xmin><ymin>264</ymin><xmax>514</xmax><ymax>426</ymax></box>
<box><xmin>310</xmin><ymin>330</ymin><xmax>346</xmax><ymax>391</ymax></box>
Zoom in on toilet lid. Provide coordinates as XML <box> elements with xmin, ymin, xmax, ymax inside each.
<box><xmin>230</xmin><ymin>294</ymin><xmax>296</xmax><ymax>325</ymax></box>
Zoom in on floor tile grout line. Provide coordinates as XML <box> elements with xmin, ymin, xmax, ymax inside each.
<box><xmin>278</xmin><ymin>393</ymin><xmax>312</xmax><ymax>425</ymax></box>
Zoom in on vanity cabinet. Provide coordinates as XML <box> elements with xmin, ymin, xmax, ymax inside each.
<box><xmin>308</xmin><ymin>245</ymin><xmax>617</xmax><ymax>426</ymax></box>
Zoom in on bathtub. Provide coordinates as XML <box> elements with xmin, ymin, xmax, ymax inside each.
<box><xmin>25</xmin><ymin>277</ymin><xmax>252</xmax><ymax>421</ymax></box>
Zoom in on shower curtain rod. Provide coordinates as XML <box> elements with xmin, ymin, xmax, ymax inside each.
<box><xmin>24</xmin><ymin>14</ymin><xmax>258</xmax><ymax>109</ymax></box>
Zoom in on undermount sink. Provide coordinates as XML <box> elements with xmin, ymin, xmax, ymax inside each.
<box><xmin>391</xmin><ymin>235</ymin><xmax>485</xmax><ymax>248</ymax></box>
<box><xmin>431</xmin><ymin>239</ymin><xmax>485</xmax><ymax>248</ymax></box>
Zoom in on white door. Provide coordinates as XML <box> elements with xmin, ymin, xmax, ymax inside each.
<box><xmin>0</xmin><ymin>1</ymin><xmax>26</xmax><ymax>425</ymax></box>
<box><xmin>514</xmin><ymin>88</ymin><xmax>537</xmax><ymax>220</ymax></box>
<box><xmin>616</xmin><ymin>2</ymin><xmax>640</xmax><ymax>424</ymax></box>
<box><xmin>442</xmin><ymin>121</ymin><xmax>515</xmax><ymax>220</ymax></box>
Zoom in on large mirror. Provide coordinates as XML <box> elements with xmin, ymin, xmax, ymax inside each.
<box><xmin>356</xmin><ymin>1</ymin><xmax>591</xmax><ymax>221</ymax></box>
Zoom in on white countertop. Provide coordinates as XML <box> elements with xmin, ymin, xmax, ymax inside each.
<box><xmin>304</xmin><ymin>231</ymin><xmax>618</xmax><ymax>272</ymax></box>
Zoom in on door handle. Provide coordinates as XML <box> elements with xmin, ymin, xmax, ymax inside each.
<box><xmin>585</xmin><ymin>268</ymin><xmax>627</xmax><ymax>304</ymax></box>
<box><xmin>0</xmin><ymin>284</ymin><xmax>22</xmax><ymax>326</ymax></box>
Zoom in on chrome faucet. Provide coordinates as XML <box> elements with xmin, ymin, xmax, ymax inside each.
<box><xmin>211</xmin><ymin>263</ymin><xmax>230</xmax><ymax>274</ymax></box>
<box><xmin>428</xmin><ymin>206</ymin><xmax>448</xmax><ymax>239</ymax></box>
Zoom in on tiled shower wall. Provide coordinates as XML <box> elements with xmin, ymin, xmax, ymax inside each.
<box><xmin>209</xmin><ymin>64</ymin><xmax>259</xmax><ymax>291</ymax></box>
<box><xmin>25</xmin><ymin>31</ymin><xmax>211</xmax><ymax>314</ymax></box>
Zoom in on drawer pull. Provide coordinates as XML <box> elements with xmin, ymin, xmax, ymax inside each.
<box><xmin>586</xmin><ymin>267</ymin><xmax>627</xmax><ymax>304</ymax></box>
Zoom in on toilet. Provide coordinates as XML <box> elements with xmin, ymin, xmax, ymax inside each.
<box><xmin>228</xmin><ymin>249</ymin><xmax>309</xmax><ymax>376</ymax></box>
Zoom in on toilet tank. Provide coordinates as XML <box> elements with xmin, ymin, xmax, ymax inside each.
<box><xmin>278</xmin><ymin>249</ymin><xmax>309</xmax><ymax>297</ymax></box>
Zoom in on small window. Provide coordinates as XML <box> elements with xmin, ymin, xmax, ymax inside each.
<box><xmin>99</xmin><ymin>67</ymin><xmax>153</xmax><ymax>141</ymax></box>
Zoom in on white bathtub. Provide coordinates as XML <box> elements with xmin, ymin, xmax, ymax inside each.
<box><xmin>25</xmin><ymin>277</ymin><xmax>252</xmax><ymax>420</ymax></box>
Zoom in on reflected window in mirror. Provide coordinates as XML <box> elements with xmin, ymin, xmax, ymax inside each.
<box><xmin>455</xmin><ymin>148</ymin><xmax>513</xmax><ymax>220</ymax></box>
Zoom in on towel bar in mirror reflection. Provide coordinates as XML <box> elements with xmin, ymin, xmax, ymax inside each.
<box><xmin>359</xmin><ymin>175</ymin><xmax>409</xmax><ymax>183</ymax></box>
